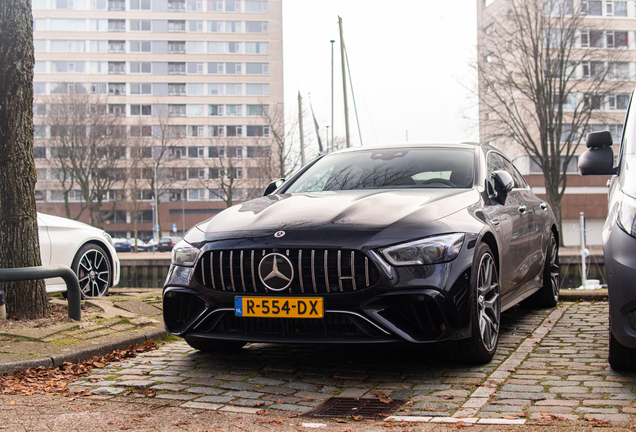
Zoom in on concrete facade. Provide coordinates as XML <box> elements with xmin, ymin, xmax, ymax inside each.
<box><xmin>31</xmin><ymin>0</ymin><xmax>283</xmax><ymax>240</ymax></box>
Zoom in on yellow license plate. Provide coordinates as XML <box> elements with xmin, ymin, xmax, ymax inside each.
<box><xmin>234</xmin><ymin>297</ymin><xmax>323</xmax><ymax>318</ymax></box>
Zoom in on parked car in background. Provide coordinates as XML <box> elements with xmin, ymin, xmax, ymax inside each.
<box><xmin>127</xmin><ymin>238</ymin><xmax>151</xmax><ymax>252</ymax></box>
<box><xmin>163</xmin><ymin>143</ymin><xmax>559</xmax><ymax>363</ymax></box>
<box><xmin>158</xmin><ymin>237</ymin><xmax>181</xmax><ymax>252</ymax></box>
<box><xmin>37</xmin><ymin>213</ymin><xmax>120</xmax><ymax>298</ymax></box>
<box><xmin>113</xmin><ymin>238</ymin><xmax>132</xmax><ymax>253</ymax></box>
<box><xmin>579</xmin><ymin>92</ymin><xmax>636</xmax><ymax>370</ymax></box>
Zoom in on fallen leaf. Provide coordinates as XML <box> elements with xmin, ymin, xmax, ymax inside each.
<box><xmin>301</xmin><ymin>397</ymin><xmax>313</xmax><ymax>402</ymax></box>
<box><xmin>352</xmin><ymin>415</ymin><xmax>363</xmax><ymax>421</ymax></box>
<box><xmin>276</xmin><ymin>399</ymin><xmax>284</xmax><ymax>404</ymax></box>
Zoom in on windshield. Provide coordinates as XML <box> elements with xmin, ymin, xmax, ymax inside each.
<box><xmin>285</xmin><ymin>148</ymin><xmax>475</xmax><ymax>193</ymax></box>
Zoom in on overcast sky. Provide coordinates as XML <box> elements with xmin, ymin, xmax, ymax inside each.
<box><xmin>281</xmin><ymin>1</ymin><xmax>480</xmax><ymax>153</ymax></box>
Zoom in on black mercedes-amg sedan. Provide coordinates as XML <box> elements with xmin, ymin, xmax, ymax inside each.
<box><xmin>163</xmin><ymin>143</ymin><xmax>559</xmax><ymax>363</ymax></box>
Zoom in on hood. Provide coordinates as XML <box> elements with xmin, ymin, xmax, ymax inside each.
<box><xmin>37</xmin><ymin>212</ymin><xmax>101</xmax><ymax>231</ymax></box>
<box><xmin>193</xmin><ymin>189</ymin><xmax>480</xmax><ymax>247</ymax></box>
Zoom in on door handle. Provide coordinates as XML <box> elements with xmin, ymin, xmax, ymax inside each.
<box><xmin>540</xmin><ymin>202</ymin><xmax>548</xmax><ymax>210</ymax></box>
<box><xmin>518</xmin><ymin>205</ymin><xmax>527</xmax><ymax>214</ymax></box>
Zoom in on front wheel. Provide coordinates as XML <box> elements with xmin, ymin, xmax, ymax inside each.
<box><xmin>71</xmin><ymin>243</ymin><xmax>112</xmax><ymax>298</ymax></box>
<box><xmin>454</xmin><ymin>243</ymin><xmax>501</xmax><ymax>364</ymax></box>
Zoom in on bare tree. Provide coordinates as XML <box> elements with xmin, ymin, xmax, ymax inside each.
<box><xmin>45</xmin><ymin>92</ymin><xmax>128</xmax><ymax>229</ymax></box>
<box><xmin>126</xmin><ymin>121</ymin><xmax>154</xmax><ymax>251</ymax></box>
<box><xmin>0</xmin><ymin>0</ymin><xmax>49</xmax><ymax>318</ymax></box>
<box><xmin>198</xmin><ymin>136</ymin><xmax>249</xmax><ymax>208</ymax></box>
<box><xmin>477</xmin><ymin>0</ymin><xmax>626</xmax><ymax>235</ymax></box>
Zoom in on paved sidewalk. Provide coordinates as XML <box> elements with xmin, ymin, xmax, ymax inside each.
<box><xmin>0</xmin><ymin>288</ymin><xmax>166</xmax><ymax>374</ymax></box>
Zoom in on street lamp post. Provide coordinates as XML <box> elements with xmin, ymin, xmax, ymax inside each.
<box><xmin>153</xmin><ymin>158</ymin><xmax>160</xmax><ymax>253</ymax></box>
<box><xmin>182</xmin><ymin>186</ymin><xmax>185</xmax><ymax>237</ymax></box>
<box><xmin>330</xmin><ymin>39</ymin><xmax>335</xmax><ymax>153</ymax></box>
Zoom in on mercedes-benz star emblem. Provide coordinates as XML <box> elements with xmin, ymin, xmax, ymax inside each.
<box><xmin>258</xmin><ymin>253</ymin><xmax>294</xmax><ymax>291</ymax></box>
<box><xmin>274</xmin><ymin>231</ymin><xmax>285</xmax><ymax>238</ymax></box>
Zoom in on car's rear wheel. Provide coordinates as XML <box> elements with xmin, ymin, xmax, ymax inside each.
<box><xmin>609</xmin><ymin>331</ymin><xmax>636</xmax><ymax>370</ymax></box>
<box><xmin>454</xmin><ymin>243</ymin><xmax>500</xmax><ymax>364</ymax></box>
<box><xmin>186</xmin><ymin>339</ymin><xmax>247</xmax><ymax>352</ymax></box>
<box><xmin>524</xmin><ymin>233</ymin><xmax>559</xmax><ymax>308</ymax></box>
<box><xmin>72</xmin><ymin>243</ymin><xmax>111</xmax><ymax>298</ymax></box>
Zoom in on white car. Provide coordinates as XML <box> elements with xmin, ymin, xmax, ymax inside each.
<box><xmin>37</xmin><ymin>213</ymin><xmax>120</xmax><ymax>297</ymax></box>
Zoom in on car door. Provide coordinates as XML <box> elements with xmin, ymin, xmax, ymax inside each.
<box><xmin>500</xmin><ymin>155</ymin><xmax>544</xmax><ymax>287</ymax></box>
<box><xmin>484</xmin><ymin>152</ymin><xmax>533</xmax><ymax>302</ymax></box>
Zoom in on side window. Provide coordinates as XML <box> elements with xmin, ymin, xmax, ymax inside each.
<box><xmin>499</xmin><ymin>155</ymin><xmax>528</xmax><ymax>189</ymax></box>
<box><xmin>486</xmin><ymin>152</ymin><xmax>505</xmax><ymax>176</ymax></box>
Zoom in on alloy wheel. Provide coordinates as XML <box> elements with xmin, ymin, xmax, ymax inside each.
<box><xmin>77</xmin><ymin>249</ymin><xmax>110</xmax><ymax>297</ymax></box>
<box><xmin>477</xmin><ymin>253</ymin><xmax>500</xmax><ymax>351</ymax></box>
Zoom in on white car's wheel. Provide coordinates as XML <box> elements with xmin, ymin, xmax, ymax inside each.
<box><xmin>72</xmin><ymin>244</ymin><xmax>111</xmax><ymax>298</ymax></box>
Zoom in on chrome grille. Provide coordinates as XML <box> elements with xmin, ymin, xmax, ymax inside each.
<box><xmin>195</xmin><ymin>248</ymin><xmax>380</xmax><ymax>294</ymax></box>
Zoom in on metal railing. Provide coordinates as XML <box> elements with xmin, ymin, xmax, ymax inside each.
<box><xmin>0</xmin><ymin>265</ymin><xmax>81</xmax><ymax>321</ymax></box>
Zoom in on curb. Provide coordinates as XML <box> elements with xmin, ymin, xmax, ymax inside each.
<box><xmin>559</xmin><ymin>288</ymin><xmax>608</xmax><ymax>301</ymax></box>
<box><xmin>0</xmin><ymin>326</ymin><xmax>166</xmax><ymax>375</ymax></box>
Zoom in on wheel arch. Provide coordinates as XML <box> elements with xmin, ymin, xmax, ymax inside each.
<box><xmin>479</xmin><ymin>231</ymin><xmax>500</xmax><ymax>272</ymax></box>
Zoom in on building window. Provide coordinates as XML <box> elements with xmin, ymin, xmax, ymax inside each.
<box><xmin>34</xmin><ymin>126</ymin><xmax>47</xmax><ymax>138</ymax></box>
<box><xmin>246</xmin><ymin>125</ymin><xmax>269</xmax><ymax>137</ymax></box>
<box><xmin>209</xmin><ymin>125</ymin><xmax>224</xmax><ymax>137</ymax></box>
<box><xmin>188</xmin><ymin>20</ymin><xmax>203</xmax><ymax>32</ymax></box>
<box><xmin>129</xmin><ymin>0</ymin><xmax>151</xmax><ymax>9</ymax></box>
<box><xmin>169</xmin><ymin>83</ymin><xmax>186</xmax><ymax>95</ymax></box>
<box><xmin>34</xmin><ymin>104</ymin><xmax>46</xmax><ymax>116</ymax></box>
<box><xmin>187</xmin><ymin>0</ymin><xmax>202</xmax><ymax>11</ymax></box>
<box><xmin>130</xmin><ymin>40</ymin><xmax>152</xmax><ymax>52</ymax></box>
<box><xmin>187</xmin><ymin>62</ymin><xmax>205</xmax><ymax>74</ymax></box>
<box><xmin>168</xmin><ymin>62</ymin><xmax>186</xmax><ymax>74</ymax></box>
<box><xmin>168</xmin><ymin>41</ymin><xmax>186</xmax><ymax>54</ymax></box>
<box><xmin>225</xmin><ymin>62</ymin><xmax>242</xmax><ymax>74</ymax></box>
<box><xmin>130</xmin><ymin>104</ymin><xmax>152</xmax><ymax>115</ymax></box>
<box><xmin>209</xmin><ymin>104</ymin><xmax>225</xmax><ymax>116</ymax></box>
<box><xmin>90</xmin><ymin>40</ymin><xmax>107</xmax><ymax>52</ymax></box>
<box><xmin>108</xmin><ymin>0</ymin><xmax>125</xmax><ymax>10</ymax></box>
<box><xmin>130</xmin><ymin>125</ymin><xmax>152</xmax><ymax>137</ymax></box>
<box><xmin>108</xmin><ymin>104</ymin><xmax>125</xmax><ymax>116</ymax></box>
<box><xmin>227</xmin><ymin>42</ymin><xmax>241</xmax><ymax>54</ymax></box>
<box><xmin>108</xmin><ymin>83</ymin><xmax>126</xmax><ymax>95</ymax></box>
<box><xmin>169</xmin><ymin>104</ymin><xmax>186</xmax><ymax>116</ymax></box>
<box><xmin>227</xmin><ymin>146</ymin><xmax>242</xmax><ymax>158</ymax></box>
<box><xmin>108</xmin><ymin>40</ymin><xmax>125</xmax><ymax>53</ymax></box>
<box><xmin>226</xmin><ymin>125</ymin><xmax>242</xmax><ymax>137</ymax></box>
<box><xmin>246</xmin><ymin>83</ymin><xmax>268</xmax><ymax>96</ymax></box>
<box><xmin>187</xmin><ymin>83</ymin><xmax>205</xmax><ymax>95</ymax></box>
<box><xmin>187</xmin><ymin>127</ymin><xmax>205</xmax><ymax>138</ymax></box>
<box><xmin>34</xmin><ymin>146</ymin><xmax>47</xmax><ymax>157</ymax></box>
<box><xmin>225</xmin><ymin>21</ymin><xmax>242</xmax><ymax>33</ymax></box>
<box><xmin>609</xmin><ymin>62</ymin><xmax>631</xmax><ymax>80</ymax></box>
<box><xmin>607</xmin><ymin>0</ymin><xmax>628</xmax><ymax>16</ymax></box>
<box><xmin>245</xmin><ymin>1</ymin><xmax>268</xmax><ymax>13</ymax></box>
<box><xmin>246</xmin><ymin>63</ymin><xmax>268</xmax><ymax>75</ymax></box>
<box><xmin>607</xmin><ymin>31</ymin><xmax>628</xmax><ymax>48</ymax></box>
<box><xmin>90</xmin><ymin>19</ymin><xmax>108</xmax><ymax>31</ymax></box>
<box><xmin>608</xmin><ymin>94</ymin><xmax>630</xmax><ymax>110</ymax></box>
<box><xmin>208</xmin><ymin>21</ymin><xmax>223</xmax><ymax>32</ymax></box>
<box><xmin>49</xmin><ymin>19</ymin><xmax>86</xmax><ymax>31</ymax></box>
<box><xmin>208</xmin><ymin>62</ymin><xmax>224</xmax><ymax>74</ymax></box>
<box><xmin>108</xmin><ymin>19</ymin><xmax>126</xmax><ymax>31</ymax></box>
<box><xmin>108</xmin><ymin>61</ymin><xmax>126</xmax><ymax>74</ymax></box>
<box><xmin>130</xmin><ymin>62</ymin><xmax>151</xmax><ymax>73</ymax></box>
<box><xmin>186</xmin><ymin>41</ymin><xmax>205</xmax><ymax>53</ymax></box>
<box><xmin>187</xmin><ymin>104</ymin><xmax>206</xmax><ymax>116</ymax></box>
<box><xmin>208</xmin><ymin>42</ymin><xmax>225</xmax><ymax>54</ymax></box>
<box><xmin>34</xmin><ymin>61</ymin><xmax>47</xmax><ymax>73</ymax></box>
<box><xmin>225</xmin><ymin>83</ymin><xmax>242</xmax><ymax>95</ymax></box>
<box><xmin>168</xmin><ymin>20</ymin><xmax>186</xmax><ymax>32</ymax></box>
<box><xmin>246</xmin><ymin>104</ymin><xmax>268</xmax><ymax>116</ymax></box>
<box><xmin>188</xmin><ymin>189</ymin><xmax>206</xmax><ymax>201</ymax></box>
<box><xmin>245</xmin><ymin>21</ymin><xmax>268</xmax><ymax>33</ymax></box>
<box><xmin>208</xmin><ymin>83</ymin><xmax>224</xmax><ymax>95</ymax></box>
<box><xmin>226</xmin><ymin>104</ymin><xmax>242</xmax><ymax>116</ymax></box>
<box><xmin>581</xmin><ymin>0</ymin><xmax>603</xmax><ymax>15</ymax></box>
<box><xmin>50</xmin><ymin>40</ymin><xmax>86</xmax><ymax>52</ymax></box>
<box><xmin>245</xmin><ymin>42</ymin><xmax>268</xmax><ymax>54</ymax></box>
<box><xmin>168</xmin><ymin>0</ymin><xmax>186</xmax><ymax>11</ymax></box>
<box><xmin>130</xmin><ymin>20</ymin><xmax>151</xmax><ymax>31</ymax></box>
<box><xmin>34</xmin><ymin>82</ymin><xmax>47</xmax><ymax>95</ymax></box>
<box><xmin>90</xmin><ymin>83</ymin><xmax>107</xmax><ymax>94</ymax></box>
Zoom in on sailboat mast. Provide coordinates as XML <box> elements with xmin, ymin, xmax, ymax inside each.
<box><xmin>298</xmin><ymin>91</ymin><xmax>305</xmax><ymax>166</ymax></box>
<box><xmin>338</xmin><ymin>16</ymin><xmax>351</xmax><ymax>148</ymax></box>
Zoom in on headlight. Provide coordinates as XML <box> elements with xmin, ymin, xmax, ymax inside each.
<box><xmin>172</xmin><ymin>240</ymin><xmax>200</xmax><ymax>267</ymax></box>
<box><xmin>617</xmin><ymin>193</ymin><xmax>636</xmax><ymax>238</ymax></box>
<box><xmin>380</xmin><ymin>233</ymin><xmax>465</xmax><ymax>266</ymax></box>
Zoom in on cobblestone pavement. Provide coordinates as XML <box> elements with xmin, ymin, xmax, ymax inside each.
<box><xmin>63</xmin><ymin>301</ymin><xmax>634</xmax><ymax>427</ymax></box>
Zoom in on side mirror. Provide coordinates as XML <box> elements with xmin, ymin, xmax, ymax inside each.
<box><xmin>263</xmin><ymin>178</ymin><xmax>285</xmax><ymax>196</ymax></box>
<box><xmin>490</xmin><ymin>170</ymin><xmax>514</xmax><ymax>203</ymax></box>
<box><xmin>579</xmin><ymin>131</ymin><xmax>617</xmax><ymax>175</ymax></box>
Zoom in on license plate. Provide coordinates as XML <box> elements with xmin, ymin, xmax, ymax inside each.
<box><xmin>234</xmin><ymin>297</ymin><xmax>323</xmax><ymax>318</ymax></box>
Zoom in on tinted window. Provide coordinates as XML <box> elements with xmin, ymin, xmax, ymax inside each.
<box><xmin>285</xmin><ymin>148</ymin><xmax>475</xmax><ymax>193</ymax></box>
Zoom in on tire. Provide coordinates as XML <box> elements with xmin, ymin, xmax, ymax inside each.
<box><xmin>524</xmin><ymin>233</ymin><xmax>560</xmax><ymax>308</ymax></box>
<box><xmin>71</xmin><ymin>243</ymin><xmax>112</xmax><ymax>298</ymax></box>
<box><xmin>609</xmin><ymin>331</ymin><xmax>636</xmax><ymax>370</ymax></box>
<box><xmin>186</xmin><ymin>339</ymin><xmax>247</xmax><ymax>353</ymax></box>
<box><xmin>454</xmin><ymin>243</ymin><xmax>501</xmax><ymax>364</ymax></box>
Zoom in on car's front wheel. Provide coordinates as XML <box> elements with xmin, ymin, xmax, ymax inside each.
<box><xmin>454</xmin><ymin>243</ymin><xmax>500</xmax><ymax>364</ymax></box>
<box><xmin>72</xmin><ymin>243</ymin><xmax>112</xmax><ymax>298</ymax></box>
<box><xmin>609</xmin><ymin>331</ymin><xmax>636</xmax><ymax>370</ymax></box>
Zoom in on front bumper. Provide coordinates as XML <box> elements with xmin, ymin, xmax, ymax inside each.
<box><xmin>606</xmin><ymin>224</ymin><xmax>636</xmax><ymax>349</ymax></box>
<box><xmin>163</xmin><ymin>244</ymin><xmax>476</xmax><ymax>345</ymax></box>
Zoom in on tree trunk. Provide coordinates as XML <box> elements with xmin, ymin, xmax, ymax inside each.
<box><xmin>0</xmin><ymin>0</ymin><xmax>50</xmax><ymax>318</ymax></box>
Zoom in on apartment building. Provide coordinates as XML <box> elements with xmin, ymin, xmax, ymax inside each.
<box><xmin>31</xmin><ymin>0</ymin><xmax>283</xmax><ymax>240</ymax></box>
<box><xmin>477</xmin><ymin>0</ymin><xmax>636</xmax><ymax>246</ymax></box>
